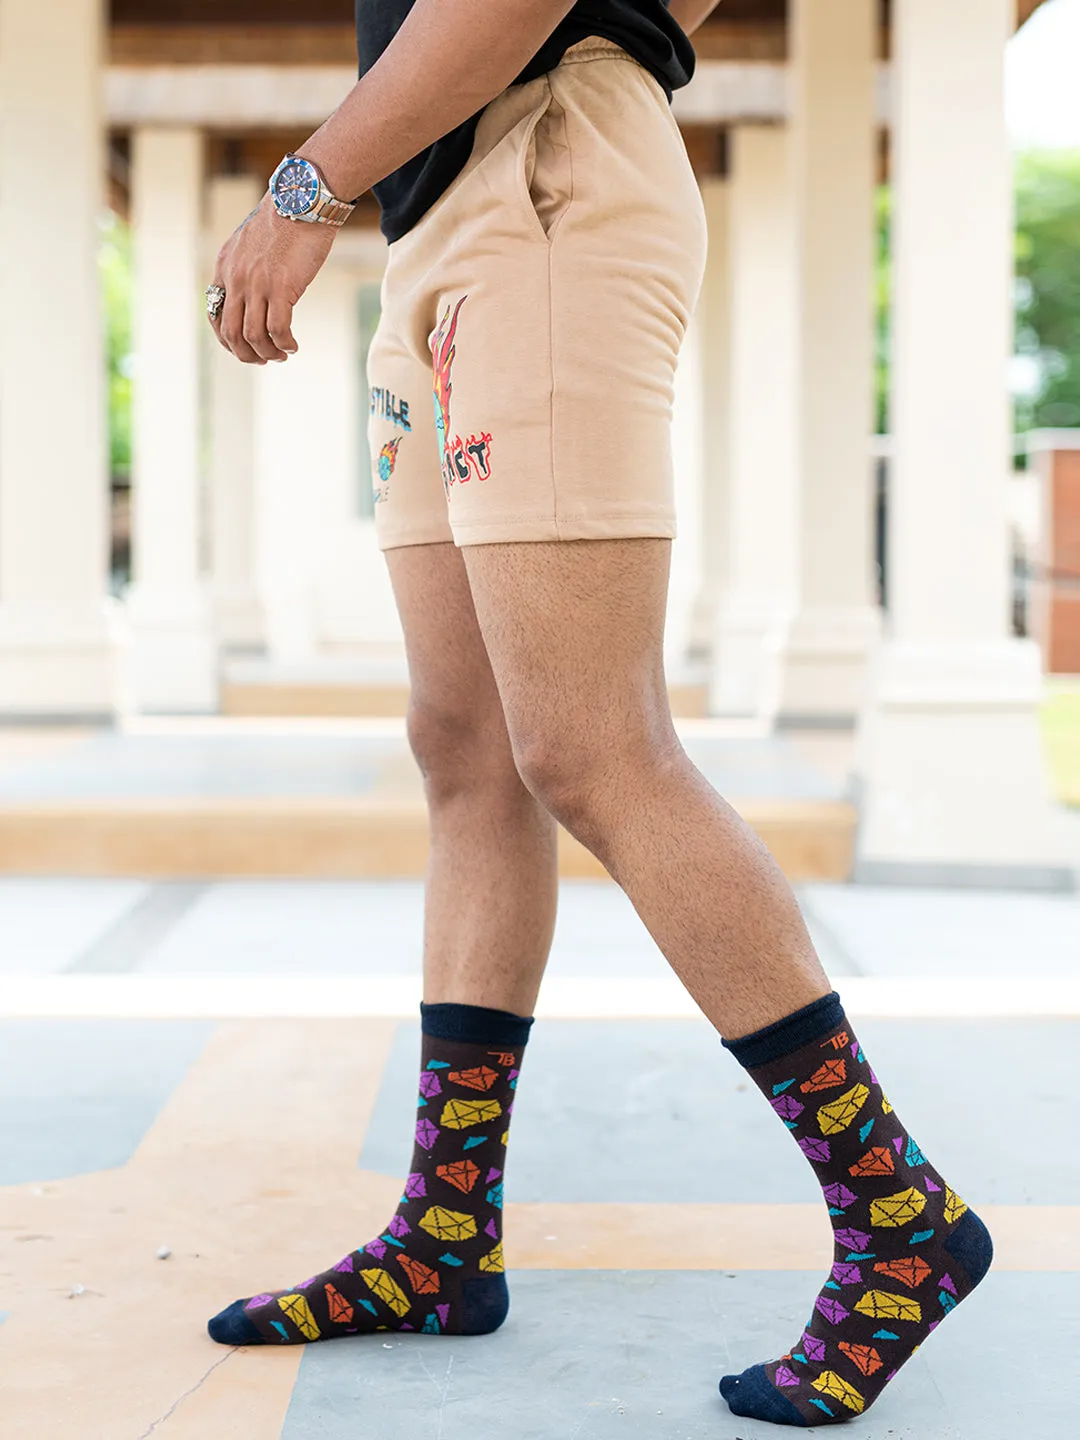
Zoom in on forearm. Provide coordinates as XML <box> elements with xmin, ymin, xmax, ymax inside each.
<box><xmin>668</xmin><ymin>0</ymin><xmax>724</xmax><ymax>37</ymax></box>
<box><xmin>298</xmin><ymin>0</ymin><xmax>576</xmax><ymax>201</ymax></box>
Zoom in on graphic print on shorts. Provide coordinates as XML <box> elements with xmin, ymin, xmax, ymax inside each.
<box><xmin>430</xmin><ymin>295</ymin><xmax>494</xmax><ymax>499</ymax></box>
<box><xmin>371</xmin><ymin>385</ymin><xmax>413</xmax><ymax>432</ymax></box>
<box><xmin>374</xmin><ymin>436</ymin><xmax>402</xmax><ymax>505</ymax></box>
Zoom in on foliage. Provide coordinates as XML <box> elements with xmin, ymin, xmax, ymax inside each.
<box><xmin>100</xmin><ymin>212</ymin><xmax>133</xmax><ymax>481</ymax></box>
<box><xmin>1014</xmin><ymin>150</ymin><xmax>1080</xmax><ymax>431</ymax></box>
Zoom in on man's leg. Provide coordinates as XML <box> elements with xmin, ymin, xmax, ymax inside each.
<box><xmin>462</xmin><ymin>536</ymin><xmax>991</xmax><ymax>1426</ymax></box>
<box><xmin>207</xmin><ymin>541</ymin><xmax>558</xmax><ymax>1346</ymax></box>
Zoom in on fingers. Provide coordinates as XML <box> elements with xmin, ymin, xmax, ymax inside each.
<box><xmin>219</xmin><ymin>288</ymin><xmax>267</xmax><ymax>366</ymax></box>
<box><xmin>243</xmin><ymin>295</ymin><xmax>290</xmax><ymax>364</ymax></box>
<box><xmin>267</xmin><ymin>296</ymin><xmax>298</xmax><ymax>357</ymax></box>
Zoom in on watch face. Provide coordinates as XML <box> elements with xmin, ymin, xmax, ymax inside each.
<box><xmin>273</xmin><ymin>157</ymin><xmax>319</xmax><ymax>217</ymax></box>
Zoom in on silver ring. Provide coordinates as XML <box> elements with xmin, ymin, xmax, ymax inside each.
<box><xmin>205</xmin><ymin>284</ymin><xmax>226</xmax><ymax>321</ymax></box>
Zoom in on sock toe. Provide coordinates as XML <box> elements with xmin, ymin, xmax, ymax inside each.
<box><xmin>208</xmin><ymin>1299</ymin><xmax>263</xmax><ymax>1346</ymax></box>
<box><xmin>719</xmin><ymin>1364</ymin><xmax>810</xmax><ymax>1426</ymax></box>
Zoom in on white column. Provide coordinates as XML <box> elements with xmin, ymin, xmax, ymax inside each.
<box><xmin>688</xmin><ymin>174</ymin><xmax>732</xmax><ymax>663</ymax></box>
<box><xmin>127</xmin><ymin>127</ymin><xmax>217</xmax><ymax>711</ymax></box>
<box><xmin>857</xmin><ymin>0</ymin><xmax>1069</xmax><ymax>885</ymax></box>
<box><xmin>207</xmin><ymin>175</ymin><xmax>265</xmax><ymax>653</ymax></box>
<box><xmin>0</xmin><ymin>0</ymin><xmax>124</xmax><ymax>717</ymax></box>
<box><xmin>711</xmin><ymin>125</ymin><xmax>799</xmax><ymax>717</ymax></box>
<box><xmin>769</xmin><ymin>0</ymin><xmax>881</xmax><ymax>725</ymax></box>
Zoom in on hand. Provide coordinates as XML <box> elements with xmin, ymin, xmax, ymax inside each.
<box><xmin>210</xmin><ymin>192</ymin><xmax>335</xmax><ymax>364</ymax></box>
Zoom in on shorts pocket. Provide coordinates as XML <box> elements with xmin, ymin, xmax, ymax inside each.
<box><xmin>518</xmin><ymin>88</ymin><xmax>573</xmax><ymax>243</ymax></box>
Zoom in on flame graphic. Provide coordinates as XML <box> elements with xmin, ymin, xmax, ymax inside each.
<box><xmin>378</xmin><ymin>435</ymin><xmax>402</xmax><ymax>483</ymax></box>
<box><xmin>431</xmin><ymin>296</ymin><xmax>468</xmax><ymax>465</ymax></box>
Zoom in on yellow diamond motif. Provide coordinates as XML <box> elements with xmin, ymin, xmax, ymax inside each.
<box><xmin>418</xmin><ymin>1205</ymin><xmax>478</xmax><ymax>1242</ymax></box>
<box><xmin>943</xmin><ymin>1186</ymin><xmax>968</xmax><ymax>1225</ymax></box>
<box><xmin>501</xmin><ymin>1130</ymin><xmax>509</xmax><ymax>1146</ymax></box>
<box><xmin>812</xmin><ymin>1371</ymin><xmax>865</xmax><ymax>1414</ymax></box>
<box><xmin>278</xmin><ymin>1292</ymin><xmax>320</xmax><ymax>1340</ymax></box>
<box><xmin>881</xmin><ymin>1095</ymin><xmax>894</xmax><ymax>1114</ymax></box>
<box><xmin>361</xmin><ymin>1268</ymin><xmax>411</xmax><ymax>1318</ymax></box>
<box><xmin>440</xmin><ymin>1097</ymin><xmax>503</xmax><ymax>1130</ymax></box>
<box><xmin>853</xmin><ymin>1289</ymin><xmax>923</xmax><ymax>1323</ymax></box>
<box><xmin>869</xmin><ymin>1185</ymin><xmax>926</xmax><ymax>1228</ymax></box>
<box><xmin>478</xmin><ymin>1242</ymin><xmax>505</xmax><ymax>1274</ymax></box>
<box><xmin>817</xmin><ymin>1084</ymin><xmax>871</xmax><ymax>1136</ymax></box>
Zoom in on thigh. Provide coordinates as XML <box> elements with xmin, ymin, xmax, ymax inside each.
<box><xmin>460</xmin><ymin>537</ymin><xmax>675</xmax><ymax>753</ymax></box>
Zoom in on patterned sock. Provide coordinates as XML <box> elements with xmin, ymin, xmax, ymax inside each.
<box><xmin>718</xmin><ymin>992</ymin><xmax>993</xmax><ymax>1426</ymax></box>
<box><xmin>207</xmin><ymin>1002</ymin><xmax>531</xmax><ymax>1346</ymax></box>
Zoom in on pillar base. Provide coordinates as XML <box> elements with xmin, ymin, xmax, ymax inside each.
<box><xmin>767</xmin><ymin>604</ymin><xmax>881</xmax><ymax>728</ymax></box>
<box><xmin>213</xmin><ymin>585</ymin><xmax>266</xmax><ymax>655</ymax></box>
<box><xmin>710</xmin><ymin>597</ymin><xmax>789</xmax><ymax>719</ymax></box>
<box><xmin>0</xmin><ymin>602</ymin><xmax>127</xmax><ymax>720</ymax></box>
<box><xmin>856</xmin><ymin>638</ymin><xmax>1073</xmax><ymax>888</ymax></box>
<box><xmin>127</xmin><ymin>586</ymin><xmax>218</xmax><ymax>713</ymax></box>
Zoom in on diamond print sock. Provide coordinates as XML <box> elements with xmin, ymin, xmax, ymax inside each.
<box><xmin>207</xmin><ymin>1002</ymin><xmax>531</xmax><ymax>1346</ymax></box>
<box><xmin>718</xmin><ymin>992</ymin><xmax>993</xmax><ymax>1426</ymax></box>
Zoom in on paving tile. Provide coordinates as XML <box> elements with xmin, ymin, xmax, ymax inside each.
<box><xmin>0</xmin><ymin>1019</ymin><xmax>214</xmax><ymax>1184</ymax></box>
<box><xmin>282</xmin><ymin>1269</ymin><xmax>1069</xmax><ymax>1440</ymax></box>
<box><xmin>360</xmin><ymin>1020</ymin><xmax>1080</xmax><ymax>1205</ymax></box>
<box><xmin>0</xmin><ymin>879</ymin><xmax>147</xmax><ymax>974</ymax></box>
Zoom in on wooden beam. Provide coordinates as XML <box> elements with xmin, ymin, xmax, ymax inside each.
<box><xmin>110</xmin><ymin>24</ymin><xmax>357</xmax><ymax>65</ymax></box>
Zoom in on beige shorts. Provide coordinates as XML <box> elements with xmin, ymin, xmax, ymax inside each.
<box><xmin>368</xmin><ymin>38</ymin><xmax>707</xmax><ymax>550</ymax></box>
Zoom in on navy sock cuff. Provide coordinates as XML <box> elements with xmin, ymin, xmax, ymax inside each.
<box><xmin>722</xmin><ymin>991</ymin><xmax>845</xmax><ymax>1070</ymax></box>
<box><xmin>420</xmin><ymin>1002</ymin><xmax>534</xmax><ymax>1048</ymax></box>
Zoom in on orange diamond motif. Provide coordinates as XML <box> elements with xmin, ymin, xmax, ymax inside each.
<box><xmin>441</xmin><ymin>1098</ymin><xmax>503</xmax><ymax>1130</ymax></box>
<box><xmin>397</xmin><ymin>1255</ymin><xmax>441</xmax><ymax>1295</ymax></box>
<box><xmin>448</xmin><ymin>1066</ymin><xmax>499</xmax><ymax>1091</ymax></box>
<box><xmin>869</xmin><ymin>1186</ymin><xmax>926</xmax><ymax>1228</ymax></box>
<box><xmin>853</xmin><ymin>1289</ymin><xmax>923</xmax><ymax>1323</ymax></box>
<box><xmin>873</xmin><ymin>1255</ymin><xmax>932</xmax><ymax>1289</ymax></box>
<box><xmin>849</xmin><ymin>1146</ymin><xmax>895</xmax><ymax>1178</ymax></box>
<box><xmin>801</xmin><ymin>1058</ymin><xmax>847</xmax><ymax>1093</ymax></box>
<box><xmin>812</xmin><ymin>1371</ymin><xmax>865</xmax><ymax>1414</ymax></box>
<box><xmin>838</xmin><ymin>1342</ymin><xmax>883</xmax><ymax>1377</ymax></box>
<box><xmin>278</xmin><ymin>1293</ymin><xmax>320</xmax><ymax>1340</ymax></box>
<box><xmin>437</xmin><ymin>1159</ymin><xmax>481</xmax><ymax>1194</ymax></box>
<box><xmin>418</xmin><ymin>1206</ymin><xmax>478</xmax><ymax>1242</ymax></box>
<box><xmin>361</xmin><ymin>1268</ymin><xmax>411</xmax><ymax>1318</ymax></box>
<box><xmin>817</xmin><ymin>1084</ymin><xmax>871</xmax><ymax>1136</ymax></box>
<box><xmin>324</xmin><ymin>1283</ymin><xmax>353</xmax><ymax>1325</ymax></box>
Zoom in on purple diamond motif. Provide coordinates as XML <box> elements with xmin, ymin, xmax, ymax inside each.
<box><xmin>925</xmin><ymin>1177</ymin><xmax>942</xmax><ymax>1193</ymax></box>
<box><xmin>834</xmin><ymin>1227</ymin><xmax>871</xmax><ymax>1252</ymax></box>
<box><xmin>435</xmin><ymin>1303</ymin><xmax>451</xmax><ymax>1327</ymax></box>
<box><xmin>831</xmin><ymin>1261</ymin><xmax>862</xmax><ymax>1286</ymax></box>
<box><xmin>775</xmin><ymin>1364</ymin><xmax>800</xmax><ymax>1388</ymax></box>
<box><xmin>295</xmin><ymin>1276</ymin><xmax>316</xmax><ymax>1290</ymax></box>
<box><xmin>799</xmin><ymin>1136</ymin><xmax>831</xmax><ymax>1163</ymax></box>
<box><xmin>365</xmin><ymin>1237</ymin><xmax>387</xmax><ymax>1259</ymax></box>
<box><xmin>823</xmin><ymin>1183</ymin><xmax>858</xmax><ymax>1209</ymax></box>
<box><xmin>939</xmin><ymin>1273</ymin><xmax>957</xmax><ymax>1295</ymax></box>
<box><xmin>388</xmin><ymin>1214</ymin><xmax>410</xmax><ymax>1239</ymax></box>
<box><xmin>245</xmin><ymin>1293</ymin><xmax>274</xmax><ymax>1311</ymax></box>
<box><xmin>415</xmin><ymin>1118</ymin><xmax>439</xmax><ymax>1151</ymax></box>
<box><xmin>815</xmin><ymin>1296</ymin><xmax>849</xmax><ymax>1325</ymax></box>
<box><xmin>400</xmin><ymin>1323</ymin><xmax>414</xmax><ymax>1331</ymax></box>
<box><xmin>485</xmin><ymin>1217</ymin><xmax>498</xmax><ymax>1239</ymax></box>
<box><xmin>418</xmin><ymin>1071</ymin><xmax>443</xmax><ymax>1099</ymax></box>
<box><xmin>404</xmin><ymin>1172</ymin><xmax>427</xmax><ymax>1199</ymax></box>
<box><xmin>802</xmin><ymin>1333</ymin><xmax>827</xmax><ymax>1363</ymax></box>
<box><xmin>893</xmin><ymin>1136</ymin><xmax>904</xmax><ymax>1154</ymax></box>
<box><xmin>486</xmin><ymin>1167</ymin><xmax>502</xmax><ymax>1184</ymax></box>
<box><xmin>333</xmin><ymin>1255</ymin><xmax>355</xmax><ymax>1274</ymax></box>
<box><xmin>771</xmin><ymin>1094</ymin><xmax>805</xmax><ymax>1122</ymax></box>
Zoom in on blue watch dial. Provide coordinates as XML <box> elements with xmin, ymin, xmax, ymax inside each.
<box><xmin>273</xmin><ymin>158</ymin><xmax>319</xmax><ymax>217</ymax></box>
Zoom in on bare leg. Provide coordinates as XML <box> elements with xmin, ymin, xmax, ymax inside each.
<box><xmin>460</xmin><ymin>537</ymin><xmax>830</xmax><ymax>1038</ymax></box>
<box><xmin>386</xmin><ymin>542</ymin><xmax>558</xmax><ymax>1015</ymax></box>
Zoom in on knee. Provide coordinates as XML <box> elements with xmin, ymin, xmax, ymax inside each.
<box><xmin>512</xmin><ymin>732</ymin><xmax>608</xmax><ymax>842</ymax></box>
<box><xmin>406</xmin><ymin>695</ymin><xmax>516</xmax><ymax>803</ymax></box>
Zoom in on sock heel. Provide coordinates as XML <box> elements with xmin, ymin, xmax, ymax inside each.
<box><xmin>459</xmin><ymin>1275</ymin><xmax>509</xmax><ymax>1335</ymax></box>
<box><xmin>943</xmin><ymin>1209</ymin><xmax>994</xmax><ymax>1289</ymax></box>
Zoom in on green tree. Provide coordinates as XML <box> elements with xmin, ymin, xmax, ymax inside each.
<box><xmin>99</xmin><ymin>211</ymin><xmax>133</xmax><ymax>481</ymax></box>
<box><xmin>1014</xmin><ymin>149</ymin><xmax>1080</xmax><ymax>431</ymax></box>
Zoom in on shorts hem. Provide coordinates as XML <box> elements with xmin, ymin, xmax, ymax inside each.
<box><xmin>377</xmin><ymin>527</ymin><xmax>455</xmax><ymax>552</ymax></box>
<box><xmin>449</xmin><ymin>511</ymin><xmax>677</xmax><ymax>546</ymax></box>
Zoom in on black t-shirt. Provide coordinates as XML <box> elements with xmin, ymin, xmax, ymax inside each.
<box><xmin>356</xmin><ymin>1</ymin><xmax>695</xmax><ymax>242</ymax></box>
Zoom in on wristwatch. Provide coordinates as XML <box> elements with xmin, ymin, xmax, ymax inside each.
<box><xmin>269</xmin><ymin>153</ymin><xmax>356</xmax><ymax>228</ymax></box>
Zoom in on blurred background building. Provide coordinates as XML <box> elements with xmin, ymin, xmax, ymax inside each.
<box><xmin>0</xmin><ymin>0</ymin><xmax>1077</xmax><ymax>888</ymax></box>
